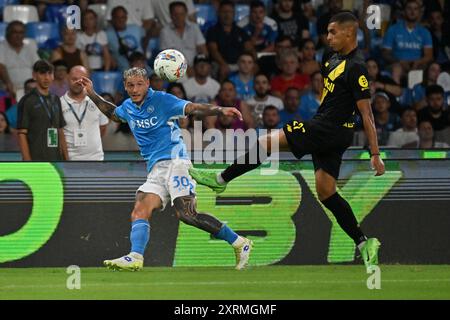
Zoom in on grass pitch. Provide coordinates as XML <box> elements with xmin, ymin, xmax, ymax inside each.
<box><xmin>0</xmin><ymin>265</ymin><xmax>449</xmax><ymax>300</ymax></box>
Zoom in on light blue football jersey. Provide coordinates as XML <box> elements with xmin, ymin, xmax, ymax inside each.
<box><xmin>114</xmin><ymin>88</ymin><xmax>190</xmax><ymax>172</ymax></box>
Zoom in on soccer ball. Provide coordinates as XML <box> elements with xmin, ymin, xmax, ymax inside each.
<box><xmin>153</xmin><ymin>49</ymin><xmax>187</xmax><ymax>82</ymax></box>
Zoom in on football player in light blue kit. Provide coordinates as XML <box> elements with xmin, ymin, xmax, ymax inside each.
<box><xmin>79</xmin><ymin>68</ymin><xmax>253</xmax><ymax>271</ymax></box>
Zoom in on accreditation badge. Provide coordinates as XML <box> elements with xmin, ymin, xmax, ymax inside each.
<box><xmin>74</xmin><ymin>128</ymin><xmax>88</xmax><ymax>147</ymax></box>
<box><xmin>47</xmin><ymin>128</ymin><xmax>58</xmax><ymax>148</ymax></box>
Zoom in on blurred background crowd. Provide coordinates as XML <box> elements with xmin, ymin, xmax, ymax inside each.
<box><xmin>0</xmin><ymin>0</ymin><xmax>449</xmax><ymax>155</ymax></box>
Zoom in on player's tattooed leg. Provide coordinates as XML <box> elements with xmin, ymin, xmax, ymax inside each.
<box><xmin>173</xmin><ymin>195</ymin><xmax>223</xmax><ymax>234</ymax></box>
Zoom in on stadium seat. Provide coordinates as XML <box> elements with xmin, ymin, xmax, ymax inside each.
<box><xmin>44</xmin><ymin>4</ymin><xmax>69</xmax><ymax>27</ymax></box>
<box><xmin>146</xmin><ymin>37</ymin><xmax>160</xmax><ymax>61</ymax></box>
<box><xmin>234</xmin><ymin>4</ymin><xmax>249</xmax><ymax>22</ymax></box>
<box><xmin>408</xmin><ymin>70</ymin><xmax>423</xmax><ymax>90</ymax></box>
<box><xmin>0</xmin><ymin>22</ymin><xmax>7</xmax><ymax>42</ymax></box>
<box><xmin>91</xmin><ymin>71</ymin><xmax>123</xmax><ymax>96</ymax></box>
<box><xmin>88</xmin><ymin>3</ymin><xmax>108</xmax><ymax>30</ymax></box>
<box><xmin>3</xmin><ymin>5</ymin><xmax>39</xmax><ymax>24</ymax></box>
<box><xmin>25</xmin><ymin>22</ymin><xmax>60</xmax><ymax>49</ymax></box>
<box><xmin>195</xmin><ymin>4</ymin><xmax>217</xmax><ymax>33</ymax></box>
<box><xmin>0</xmin><ymin>0</ymin><xmax>18</xmax><ymax>19</ymax></box>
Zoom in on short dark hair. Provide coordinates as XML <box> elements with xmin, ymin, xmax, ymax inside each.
<box><xmin>329</xmin><ymin>11</ymin><xmax>358</xmax><ymax>24</ymax></box>
<box><xmin>219</xmin><ymin>0</ymin><xmax>235</xmax><ymax>9</ymax></box>
<box><xmin>24</xmin><ymin>78</ymin><xmax>36</xmax><ymax>88</ymax></box>
<box><xmin>53</xmin><ymin>59</ymin><xmax>69</xmax><ymax>69</ymax></box>
<box><xmin>276</xmin><ymin>35</ymin><xmax>294</xmax><ymax>45</ymax></box>
<box><xmin>400</xmin><ymin>107</ymin><xmax>417</xmax><ymax>117</ymax></box>
<box><xmin>167</xmin><ymin>82</ymin><xmax>187</xmax><ymax>99</ymax></box>
<box><xmin>128</xmin><ymin>52</ymin><xmax>146</xmax><ymax>64</ymax></box>
<box><xmin>263</xmin><ymin>105</ymin><xmax>278</xmax><ymax>115</ymax></box>
<box><xmin>33</xmin><ymin>60</ymin><xmax>54</xmax><ymax>73</ymax></box>
<box><xmin>300</xmin><ymin>38</ymin><xmax>315</xmax><ymax>49</ymax></box>
<box><xmin>426</xmin><ymin>84</ymin><xmax>445</xmax><ymax>97</ymax></box>
<box><xmin>169</xmin><ymin>1</ymin><xmax>188</xmax><ymax>14</ymax></box>
<box><xmin>111</xmin><ymin>5</ymin><xmax>127</xmax><ymax>16</ymax></box>
<box><xmin>255</xmin><ymin>72</ymin><xmax>269</xmax><ymax>81</ymax></box>
<box><xmin>250</xmin><ymin>0</ymin><xmax>265</xmax><ymax>10</ymax></box>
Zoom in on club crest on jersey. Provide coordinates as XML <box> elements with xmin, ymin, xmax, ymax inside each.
<box><xmin>147</xmin><ymin>106</ymin><xmax>155</xmax><ymax>114</ymax></box>
<box><xmin>359</xmin><ymin>75</ymin><xmax>369</xmax><ymax>90</ymax></box>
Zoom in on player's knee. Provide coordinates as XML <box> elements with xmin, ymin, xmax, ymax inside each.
<box><xmin>173</xmin><ymin>196</ymin><xmax>197</xmax><ymax>222</ymax></box>
<box><xmin>131</xmin><ymin>203</ymin><xmax>155</xmax><ymax>221</ymax></box>
<box><xmin>316</xmin><ymin>185</ymin><xmax>336</xmax><ymax>202</ymax></box>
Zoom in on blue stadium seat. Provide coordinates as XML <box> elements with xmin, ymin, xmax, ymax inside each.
<box><xmin>44</xmin><ymin>4</ymin><xmax>69</xmax><ymax>27</ymax></box>
<box><xmin>26</xmin><ymin>22</ymin><xmax>60</xmax><ymax>49</ymax></box>
<box><xmin>234</xmin><ymin>4</ymin><xmax>249</xmax><ymax>22</ymax></box>
<box><xmin>0</xmin><ymin>22</ymin><xmax>7</xmax><ymax>42</ymax></box>
<box><xmin>195</xmin><ymin>4</ymin><xmax>217</xmax><ymax>34</ymax></box>
<box><xmin>91</xmin><ymin>72</ymin><xmax>123</xmax><ymax>96</ymax></box>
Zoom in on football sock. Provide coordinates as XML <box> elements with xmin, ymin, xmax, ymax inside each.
<box><xmin>221</xmin><ymin>140</ymin><xmax>269</xmax><ymax>183</ymax></box>
<box><xmin>130</xmin><ymin>219</ymin><xmax>150</xmax><ymax>256</ymax></box>
<box><xmin>321</xmin><ymin>192</ymin><xmax>367</xmax><ymax>245</ymax></box>
<box><xmin>214</xmin><ymin>224</ymin><xmax>239</xmax><ymax>245</ymax></box>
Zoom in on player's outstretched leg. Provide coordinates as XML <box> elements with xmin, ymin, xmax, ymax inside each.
<box><xmin>316</xmin><ymin>169</ymin><xmax>380</xmax><ymax>270</ymax></box>
<box><xmin>104</xmin><ymin>192</ymin><xmax>160</xmax><ymax>271</ymax></box>
<box><xmin>173</xmin><ymin>195</ymin><xmax>253</xmax><ymax>270</ymax></box>
<box><xmin>189</xmin><ymin>130</ymin><xmax>288</xmax><ymax>193</ymax></box>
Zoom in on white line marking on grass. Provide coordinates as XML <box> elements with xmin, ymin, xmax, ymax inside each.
<box><xmin>2</xmin><ymin>278</ymin><xmax>450</xmax><ymax>290</ymax></box>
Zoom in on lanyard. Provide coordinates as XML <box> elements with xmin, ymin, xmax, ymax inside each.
<box><xmin>38</xmin><ymin>94</ymin><xmax>54</xmax><ymax>124</ymax></box>
<box><xmin>65</xmin><ymin>98</ymin><xmax>88</xmax><ymax>127</ymax></box>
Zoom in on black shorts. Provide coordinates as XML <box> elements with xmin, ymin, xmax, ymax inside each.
<box><xmin>282</xmin><ymin>119</ymin><xmax>354</xmax><ymax>179</ymax></box>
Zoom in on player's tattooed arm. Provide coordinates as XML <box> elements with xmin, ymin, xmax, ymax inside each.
<box><xmin>185</xmin><ymin>103</ymin><xmax>243</xmax><ymax>120</ymax></box>
<box><xmin>78</xmin><ymin>76</ymin><xmax>122</xmax><ymax>123</ymax></box>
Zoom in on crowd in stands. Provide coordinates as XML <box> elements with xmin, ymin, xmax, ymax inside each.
<box><xmin>0</xmin><ymin>0</ymin><xmax>449</xmax><ymax>157</ymax></box>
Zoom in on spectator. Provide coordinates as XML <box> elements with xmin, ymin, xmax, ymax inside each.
<box><xmin>279</xmin><ymin>87</ymin><xmax>302</xmax><ymax>125</ymax></box>
<box><xmin>17</xmin><ymin>60</ymin><xmax>69</xmax><ymax>161</ymax></box>
<box><xmin>0</xmin><ymin>21</ymin><xmax>40</xmax><ymax>96</ymax></box>
<box><xmin>259</xmin><ymin>105</ymin><xmax>281</xmax><ymax>132</ymax></box>
<box><xmin>160</xmin><ymin>1</ymin><xmax>207</xmax><ymax>74</ymax></box>
<box><xmin>271</xmin><ymin>48</ymin><xmax>310</xmax><ymax>98</ymax></box>
<box><xmin>229</xmin><ymin>53</ymin><xmax>256</xmax><ymax>101</ymax></box>
<box><xmin>49</xmin><ymin>60</ymin><xmax>69</xmax><ymax>98</ymax></box>
<box><xmin>51</xmin><ymin>27</ymin><xmax>89</xmax><ymax>72</ymax></box>
<box><xmin>416</xmin><ymin>120</ymin><xmax>449</xmax><ymax>148</ymax></box>
<box><xmin>206</xmin><ymin>80</ymin><xmax>254</xmax><ymax>130</ymax></box>
<box><xmin>107</xmin><ymin>0</ymin><xmax>156</xmax><ymax>49</ymax></box>
<box><xmin>149</xmin><ymin>73</ymin><xmax>165</xmax><ymax>91</ymax></box>
<box><xmin>258</xmin><ymin>35</ymin><xmax>293</xmax><ymax>79</ymax></box>
<box><xmin>427</xmin><ymin>9</ymin><xmax>450</xmax><ymax>66</ymax></box>
<box><xmin>61</xmin><ymin>66</ymin><xmax>109</xmax><ymax>160</ymax></box>
<box><xmin>166</xmin><ymin>82</ymin><xmax>190</xmax><ymax>129</ymax></box>
<box><xmin>271</xmin><ymin>0</ymin><xmax>309</xmax><ymax>47</ymax></box>
<box><xmin>387</xmin><ymin>108</ymin><xmax>420</xmax><ymax>147</ymax></box>
<box><xmin>6</xmin><ymin>79</ymin><xmax>37</xmax><ymax>130</ymax></box>
<box><xmin>77</xmin><ymin>9</ymin><xmax>113</xmax><ymax>71</ymax></box>
<box><xmin>152</xmin><ymin>0</ymin><xmax>197</xmax><ymax>28</ymax></box>
<box><xmin>106</xmin><ymin>6</ymin><xmax>145</xmax><ymax>72</ymax></box>
<box><xmin>299</xmin><ymin>71</ymin><xmax>323</xmax><ymax>121</ymax></box>
<box><xmin>238</xmin><ymin>0</ymin><xmax>278</xmax><ymax>53</ymax></box>
<box><xmin>206</xmin><ymin>0</ymin><xmax>254</xmax><ymax>81</ymax></box>
<box><xmin>412</xmin><ymin>62</ymin><xmax>444</xmax><ymax>111</ymax></box>
<box><xmin>246</xmin><ymin>73</ymin><xmax>284</xmax><ymax>127</ymax></box>
<box><xmin>317</xmin><ymin>0</ymin><xmax>343</xmax><ymax>48</ymax></box>
<box><xmin>366</xmin><ymin>57</ymin><xmax>403</xmax><ymax>113</ymax></box>
<box><xmin>372</xmin><ymin>91</ymin><xmax>401</xmax><ymax>146</ymax></box>
<box><xmin>183</xmin><ymin>54</ymin><xmax>220</xmax><ymax>104</ymax></box>
<box><xmin>129</xmin><ymin>52</ymin><xmax>151</xmax><ymax>72</ymax></box>
<box><xmin>382</xmin><ymin>0</ymin><xmax>433</xmax><ymax>72</ymax></box>
<box><xmin>299</xmin><ymin>38</ymin><xmax>321</xmax><ymax>76</ymax></box>
<box><xmin>0</xmin><ymin>111</ymin><xmax>11</xmax><ymax>134</ymax></box>
<box><xmin>417</xmin><ymin>84</ymin><xmax>449</xmax><ymax>131</ymax></box>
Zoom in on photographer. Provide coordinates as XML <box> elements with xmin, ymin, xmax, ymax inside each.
<box><xmin>106</xmin><ymin>6</ymin><xmax>145</xmax><ymax>72</ymax></box>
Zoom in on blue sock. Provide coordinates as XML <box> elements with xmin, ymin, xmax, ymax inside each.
<box><xmin>214</xmin><ymin>224</ymin><xmax>238</xmax><ymax>245</ymax></box>
<box><xmin>130</xmin><ymin>219</ymin><xmax>150</xmax><ymax>255</ymax></box>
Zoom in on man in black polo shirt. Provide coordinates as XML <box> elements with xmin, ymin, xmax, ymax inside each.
<box><xmin>17</xmin><ymin>60</ymin><xmax>68</xmax><ymax>161</ymax></box>
<box><xmin>206</xmin><ymin>0</ymin><xmax>254</xmax><ymax>81</ymax></box>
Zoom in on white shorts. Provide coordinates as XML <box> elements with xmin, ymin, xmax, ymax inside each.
<box><xmin>137</xmin><ymin>159</ymin><xmax>196</xmax><ymax>210</ymax></box>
